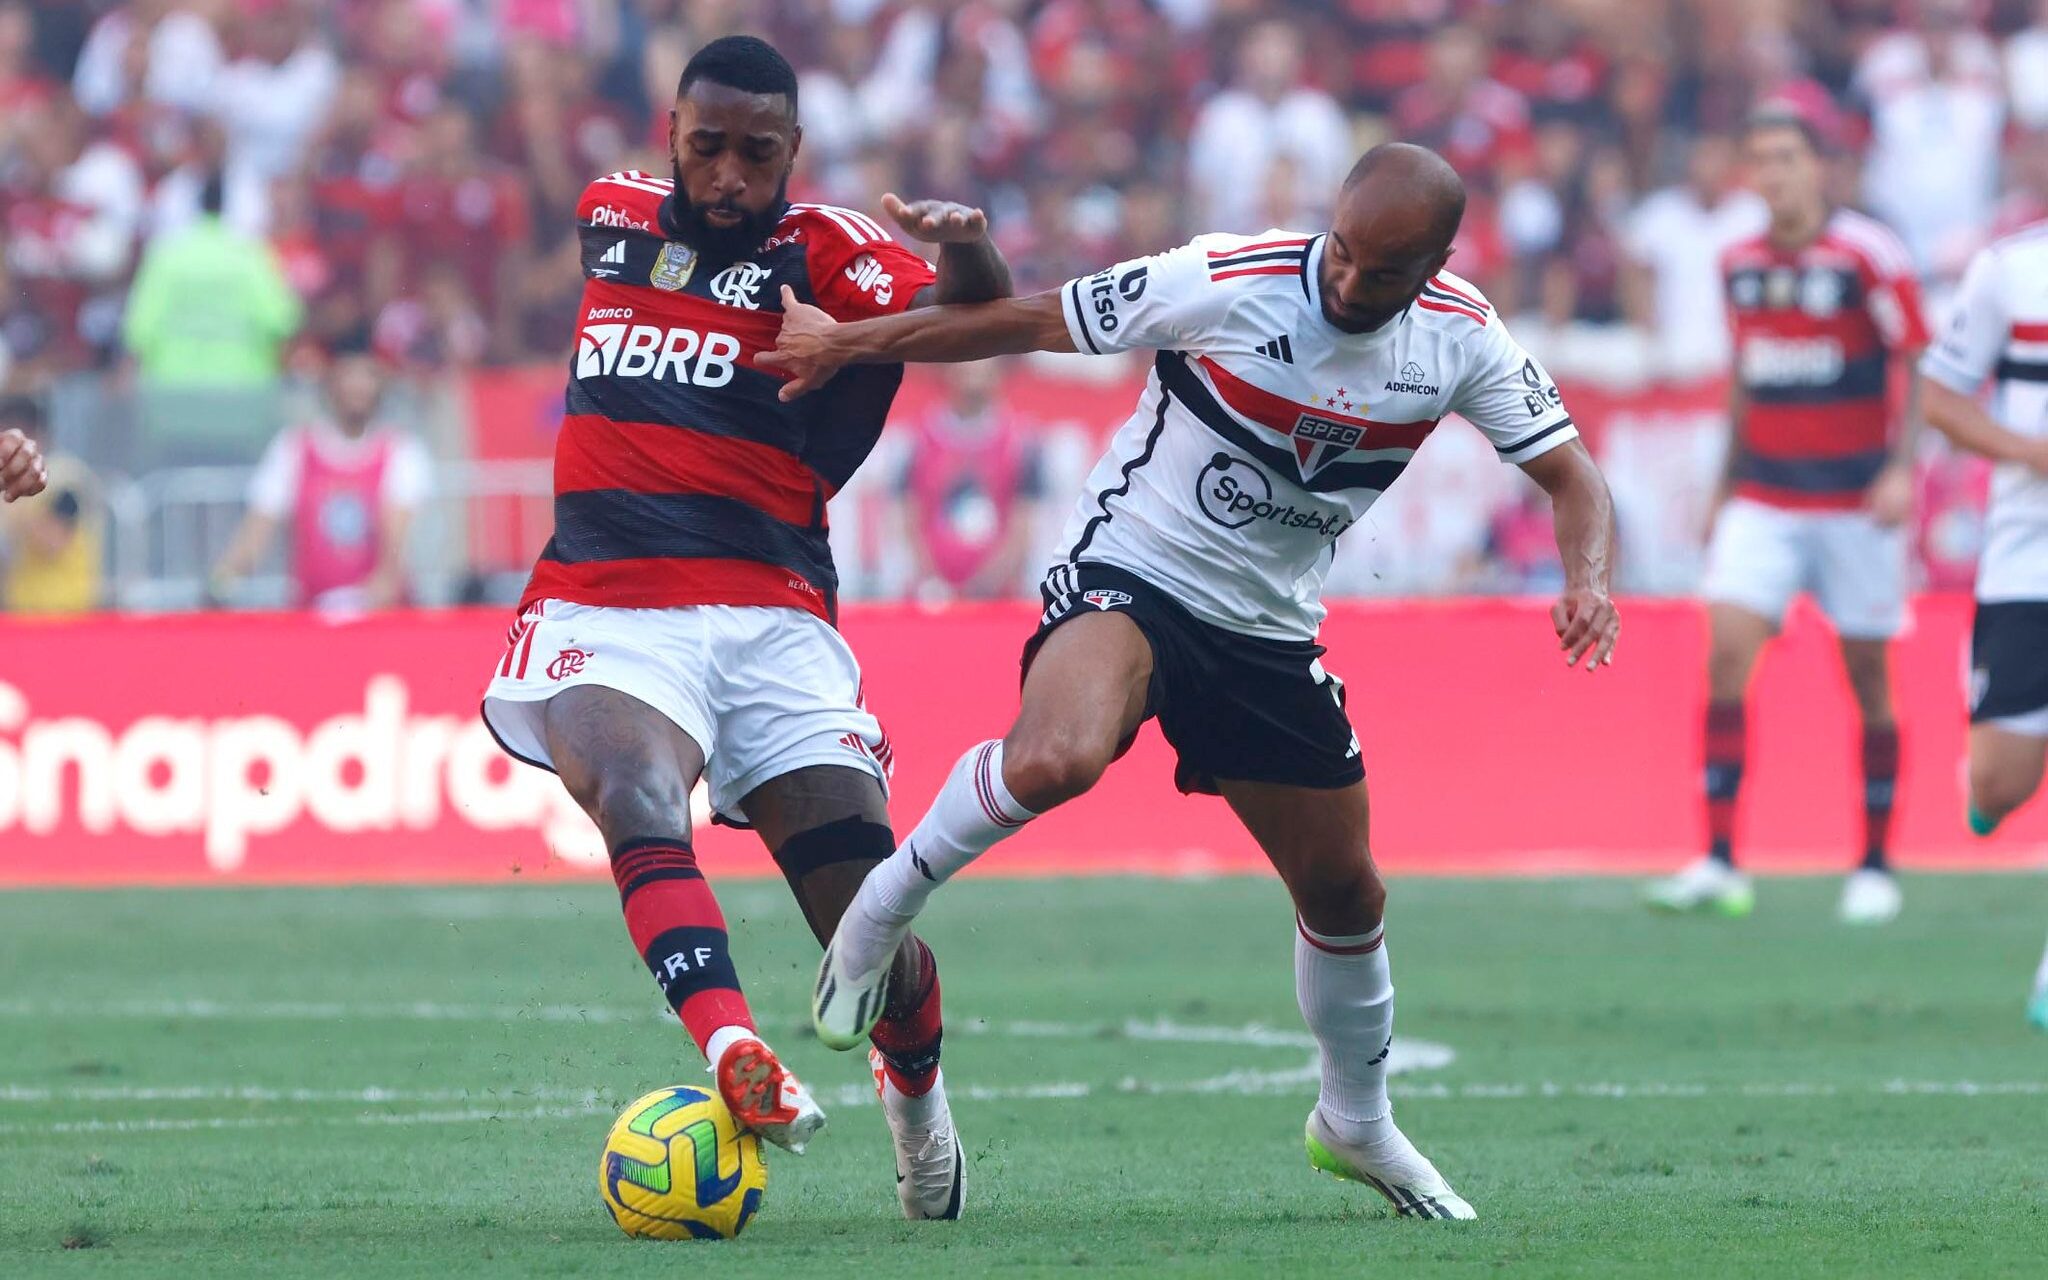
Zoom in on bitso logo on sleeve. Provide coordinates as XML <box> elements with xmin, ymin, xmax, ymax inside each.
<box><xmin>650</xmin><ymin>243</ymin><xmax>698</xmax><ymax>291</ymax></box>
<box><xmin>843</xmin><ymin>253</ymin><xmax>895</xmax><ymax>305</ymax></box>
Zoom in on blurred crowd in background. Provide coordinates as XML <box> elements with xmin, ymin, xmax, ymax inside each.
<box><xmin>2</xmin><ymin>0</ymin><xmax>2044</xmax><ymax>613</ymax></box>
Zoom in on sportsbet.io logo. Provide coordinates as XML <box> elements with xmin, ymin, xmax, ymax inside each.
<box><xmin>1196</xmin><ymin>454</ymin><xmax>1351</xmax><ymax>538</ymax></box>
<box><xmin>576</xmin><ymin>324</ymin><xmax>742</xmax><ymax>386</ymax></box>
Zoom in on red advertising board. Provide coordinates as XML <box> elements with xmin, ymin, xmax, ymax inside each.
<box><xmin>0</xmin><ymin>599</ymin><xmax>2040</xmax><ymax>884</ymax></box>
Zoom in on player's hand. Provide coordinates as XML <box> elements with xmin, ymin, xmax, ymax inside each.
<box><xmin>1551</xmin><ymin>586</ymin><xmax>1619</xmax><ymax>672</ymax></box>
<box><xmin>760</xmin><ymin>285</ymin><xmax>844</xmax><ymax>401</ymax></box>
<box><xmin>1864</xmin><ymin>461</ymin><xmax>1914</xmax><ymax>528</ymax></box>
<box><xmin>881</xmin><ymin>192</ymin><xmax>988</xmax><ymax>244</ymax></box>
<box><xmin>0</xmin><ymin>428</ymin><xmax>48</xmax><ymax>503</ymax></box>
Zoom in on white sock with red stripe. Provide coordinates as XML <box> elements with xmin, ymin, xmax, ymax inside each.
<box><xmin>1295</xmin><ymin>917</ymin><xmax>1397</xmax><ymax>1146</ymax></box>
<box><xmin>838</xmin><ymin>741</ymin><xmax>1035</xmax><ymax>978</ymax></box>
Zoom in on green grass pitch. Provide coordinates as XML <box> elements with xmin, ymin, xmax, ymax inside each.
<box><xmin>1</xmin><ymin>873</ymin><xmax>2044</xmax><ymax>1277</ymax></box>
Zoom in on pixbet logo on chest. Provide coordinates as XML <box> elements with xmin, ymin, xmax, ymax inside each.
<box><xmin>576</xmin><ymin>323</ymin><xmax>742</xmax><ymax>385</ymax></box>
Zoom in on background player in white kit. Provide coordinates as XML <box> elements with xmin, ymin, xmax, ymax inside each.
<box><xmin>763</xmin><ymin>144</ymin><xmax>1620</xmax><ymax>1219</ymax></box>
<box><xmin>1918</xmin><ymin>223</ymin><xmax>2048</xmax><ymax>1030</ymax></box>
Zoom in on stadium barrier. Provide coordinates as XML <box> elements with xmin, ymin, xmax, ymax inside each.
<box><xmin>0</xmin><ymin>598</ymin><xmax>2041</xmax><ymax>885</ymax></box>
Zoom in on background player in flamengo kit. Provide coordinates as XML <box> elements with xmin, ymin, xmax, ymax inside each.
<box><xmin>763</xmin><ymin>143</ymin><xmax>1620</xmax><ymax>1221</ymax></box>
<box><xmin>1648</xmin><ymin>107</ymin><xmax>1930</xmax><ymax>925</ymax></box>
<box><xmin>1918</xmin><ymin>221</ymin><xmax>2048</xmax><ymax>1029</ymax></box>
<box><xmin>477</xmin><ymin>37</ymin><xmax>1011</xmax><ymax>1218</ymax></box>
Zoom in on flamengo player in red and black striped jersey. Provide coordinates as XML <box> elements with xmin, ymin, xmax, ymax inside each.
<box><xmin>479</xmin><ymin>37</ymin><xmax>1009</xmax><ymax>1217</ymax></box>
<box><xmin>1650</xmin><ymin>106</ymin><xmax>1931</xmax><ymax>926</ymax></box>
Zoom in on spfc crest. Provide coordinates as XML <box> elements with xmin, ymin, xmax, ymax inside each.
<box><xmin>1289</xmin><ymin>412</ymin><xmax>1365</xmax><ymax>481</ymax></box>
<box><xmin>650</xmin><ymin>242</ymin><xmax>698</xmax><ymax>291</ymax></box>
<box><xmin>1082</xmin><ymin>588</ymin><xmax>1132</xmax><ymax>611</ymax></box>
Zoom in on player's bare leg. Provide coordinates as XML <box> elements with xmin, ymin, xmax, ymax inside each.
<box><xmin>1649</xmin><ymin>603</ymin><xmax>1771</xmax><ymax>915</ymax></box>
<box><xmin>742</xmin><ymin>767</ymin><xmax>962</xmax><ymax>1218</ymax></box>
<box><xmin>543</xmin><ymin>686</ymin><xmax>825</xmax><ymax>1153</ymax></box>
<box><xmin>1965</xmin><ymin>726</ymin><xmax>2047</xmax><ymax>837</ymax></box>
<box><xmin>1955</xmin><ymin>724</ymin><xmax>2048</xmax><ymax>1029</ymax></box>
<box><xmin>814</xmin><ymin>610</ymin><xmax>1153</xmax><ymax>1047</ymax></box>
<box><xmin>1220</xmin><ymin>777</ymin><xmax>1474</xmax><ymax>1220</ymax></box>
<box><xmin>1837</xmin><ymin>637</ymin><xmax>1903</xmax><ymax>923</ymax></box>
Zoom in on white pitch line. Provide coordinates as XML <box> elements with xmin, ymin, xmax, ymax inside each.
<box><xmin>3</xmin><ymin>1078</ymin><xmax>2045</xmax><ymax>1139</ymax></box>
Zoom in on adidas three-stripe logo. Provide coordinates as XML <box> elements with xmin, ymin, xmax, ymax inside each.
<box><xmin>1254</xmin><ymin>334</ymin><xmax>1295</xmax><ymax>363</ymax></box>
<box><xmin>600</xmin><ymin>240</ymin><xmax>627</xmax><ymax>265</ymax></box>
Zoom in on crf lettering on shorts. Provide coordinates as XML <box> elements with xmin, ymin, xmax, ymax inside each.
<box><xmin>663</xmin><ymin>946</ymin><xmax>717</xmax><ymax>979</ymax></box>
<box><xmin>575</xmin><ymin>323</ymin><xmax>742</xmax><ymax>385</ymax></box>
<box><xmin>1741</xmin><ymin>335</ymin><xmax>1846</xmax><ymax>386</ymax></box>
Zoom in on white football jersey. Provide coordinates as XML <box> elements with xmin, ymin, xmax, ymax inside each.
<box><xmin>1055</xmin><ymin>231</ymin><xmax>1578</xmax><ymax>639</ymax></box>
<box><xmin>1920</xmin><ymin>223</ymin><xmax>2048</xmax><ymax>602</ymax></box>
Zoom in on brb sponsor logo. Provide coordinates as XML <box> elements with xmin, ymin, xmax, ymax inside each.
<box><xmin>0</xmin><ymin>678</ymin><xmax>601</xmax><ymax>870</ymax></box>
<box><xmin>1740</xmin><ymin>335</ymin><xmax>1845</xmax><ymax>387</ymax></box>
<box><xmin>576</xmin><ymin>323</ymin><xmax>742</xmax><ymax>386</ymax></box>
<box><xmin>1196</xmin><ymin>454</ymin><xmax>1351</xmax><ymax>537</ymax></box>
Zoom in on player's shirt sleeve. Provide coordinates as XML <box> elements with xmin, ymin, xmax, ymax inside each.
<box><xmin>379</xmin><ymin>435</ymin><xmax>434</xmax><ymax>511</ymax></box>
<box><xmin>1058</xmin><ymin>238</ymin><xmax>1233</xmax><ymax>356</ymax></box>
<box><xmin>1860</xmin><ymin>233</ymin><xmax>1932</xmax><ymax>353</ymax></box>
<box><xmin>246</xmin><ymin>430</ymin><xmax>302</xmax><ymax>518</ymax></box>
<box><xmin>1920</xmin><ymin>246</ymin><xmax>2006</xmax><ymax>394</ymax></box>
<box><xmin>1447</xmin><ymin>314</ymin><xmax>1580</xmax><ymax>465</ymax></box>
<box><xmin>806</xmin><ymin>224</ymin><xmax>936</xmax><ymax>322</ymax></box>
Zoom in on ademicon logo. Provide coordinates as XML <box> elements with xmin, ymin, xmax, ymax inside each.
<box><xmin>0</xmin><ymin>678</ymin><xmax>603</xmax><ymax>869</ymax></box>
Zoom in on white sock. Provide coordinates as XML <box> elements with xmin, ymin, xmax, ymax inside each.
<box><xmin>2033</xmin><ymin>930</ymin><xmax>2048</xmax><ymax>1001</ymax></box>
<box><xmin>1295</xmin><ymin>917</ymin><xmax>1396</xmax><ymax>1145</ymax></box>
<box><xmin>703</xmin><ymin>1023</ymin><xmax>757</xmax><ymax>1069</ymax></box>
<box><xmin>839</xmin><ymin>741</ymin><xmax>1036</xmax><ymax>977</ymax></box>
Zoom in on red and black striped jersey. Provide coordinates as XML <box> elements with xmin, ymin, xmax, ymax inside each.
<box><xmin>1721</xmin><ymin>209</ymin><xmax>1929</xmax><ymax>510</ymax></box>
<box><xmin>521</xmin><ymin>171</ymin><xmax>936</xmax><ymax>622</ymax></box>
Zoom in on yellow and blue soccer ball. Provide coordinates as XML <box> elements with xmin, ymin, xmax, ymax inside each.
<box><xmin>599</xmin><ymin>1085</ymin><xmax>766</xmax><ymax>1240</ymax></box>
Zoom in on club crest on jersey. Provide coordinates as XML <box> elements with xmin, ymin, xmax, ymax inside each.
<box><xmin>1290</xmin><ymin>413</ymin><xmax>1366</xmax><ymax>480</ymax></box>
<box><xmin>650</xmin><ymin>242</ymin><xmax>698</xmax><ymax>291</ymax></box>
<box><xmin>1082</xmin><ymin>588</ymin><xmax>1133</xmax><ymax>611</ymax></box>
<box><xmin>710</xmin><ymin>260</ymin><xmax>770</xmax><ymax>309</ymax></box>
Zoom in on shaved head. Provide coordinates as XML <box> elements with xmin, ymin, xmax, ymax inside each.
<box><xmin>1318</xmin><ymin>143</ymin><xmax>1467</xmax><ymax>332</ymax></box>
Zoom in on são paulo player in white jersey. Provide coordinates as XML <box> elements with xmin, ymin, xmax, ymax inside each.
<box><xmin>1918</xmin><ymin>220</ymin><xmax>2048</xmax><ymax>1030</ymax></box>
<box><xmin>762</xmin><ymin>143</ymin><xmax>1620</xmax><ymax>1219</ymax></box>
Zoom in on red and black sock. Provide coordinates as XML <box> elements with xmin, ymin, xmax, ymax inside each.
<box><xmin>1704</xmin><ymin>700</ymin><xmax>1746</xmax><ymax>866</ymax></box>
<box><xmin>611</xmin><ymin>839</ymin><xmax>753</xmax><ymax>1056</ymax></box>
<box><xmin>1860</xmin><ymin>722</ymin><xmax>1899</xmax><ymax>871</ymax></box>
<box><xmin>870</xmin><ymin>937</ymin><xmax>943</xmax><ymax>1097</ymax></box>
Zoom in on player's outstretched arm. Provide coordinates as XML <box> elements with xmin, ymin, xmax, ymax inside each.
<box><xmin>882</xmin><ymin>193</ymin><xmax>1014</xmax><ymax>307</ymax></box>
<box><xmin>0</xmin><ymin>429</ymin><xmax>48</xmax><ymax>503</ymax></box>
<box><xmin>1519</xmin><ymin>439</ymin><xmax>1620</xmax><ymax>671</ymax></box>
<box><xmin>762</xmin><ymin>287</ymin><xmax>1075</xmax><ymax>401</ymax></box>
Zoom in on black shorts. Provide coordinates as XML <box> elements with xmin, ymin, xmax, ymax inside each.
<box><xmin>1022</xmin><ymin>562</ymin><xmax>1365</xmax><ymax>795</ymax></box>
<box><xmin>1970</xmin><ymin>601</ymin><xmax>2048</xmax><ymax>723</ymax></box>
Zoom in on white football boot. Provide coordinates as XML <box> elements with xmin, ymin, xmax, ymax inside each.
<box><xmin>1304</xmin><ymin>1109</ymin><xmax>1476</xmax><ymax>1220</ymax></box>
<box><xmin>711</xmin><ymin>1031</ymin><xmax>826</xmax><ymax>1155</ymax></box>
<box><xmin>1645</xmin><ymin>857</ymin><xmax>1755</xmax><ymax>916</ymax></box>
<box><xmin>1838</xmin><ymin>868</ymin><xmax>1903</xmax><ymax>925</ymax></box>
<box><xmin>871</xmin><ymin>1049</ymin><xmax>965</xmax><ymax>1220</ymax></box>
<box><xmin>814</xmin><ymin>934</ymin><xmax>898</xmax><ymax>1051</ymax></box>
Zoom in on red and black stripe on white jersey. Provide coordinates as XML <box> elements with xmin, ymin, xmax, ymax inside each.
<box><xmin>1721</xmin><ymin>208</ymin><xmax>1929</xmax><ymax>510</ymax></box>
<box><xmin>522</xmin><ymin>173</ymin><xmax>934</xmax><ymax>622</ymax></box>
<box><xmin>1416</xmin><ymin>275</ymin><xmax>1490</xmax><ymax>325</ymax></box>
<box><xmin>1206</xmin><ymin>236</ymin><xmax>1313</xmax><ymax>282</ymax></box>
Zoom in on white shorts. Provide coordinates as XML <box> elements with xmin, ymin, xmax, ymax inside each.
<box><xmin>1700</xmin><ymin>497</ymin><xmax>1908</xmax><ymax>640</ymax></box>
<box><xmin>480</xmin><ymin>600</ymin><xmax>890</xmax><ymax>823</ymax></box>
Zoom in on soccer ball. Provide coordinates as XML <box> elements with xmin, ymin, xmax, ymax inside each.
<box><xmin>599</xmin><ymin>1085</ymin><xmax>767</xmax><ymax>1240</ymax></box>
